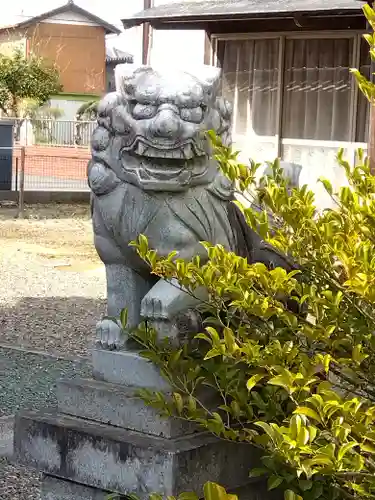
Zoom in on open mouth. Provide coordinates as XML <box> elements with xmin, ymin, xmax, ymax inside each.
<box><xmin>123</xmin><ymin>138</ymin><xmax>206</xmax><ymax>160</ymax></box>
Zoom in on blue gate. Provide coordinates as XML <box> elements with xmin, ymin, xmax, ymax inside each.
<box><xmin>0</xmin><ymin>120</ymin><xmax>14</xmax><ymax>191</ymax></box>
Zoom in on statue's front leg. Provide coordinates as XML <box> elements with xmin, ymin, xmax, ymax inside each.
<box><xmin>140</xmin><ymin>278</ymin><xmax>207</xmax><ymax>344</ymax></box>
<box><xmin>97</xmin><ymin>264</ymin><xmax>151</xmax><ymax>349</ymax></box>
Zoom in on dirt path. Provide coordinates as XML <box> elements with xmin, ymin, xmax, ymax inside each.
<box><xmin>0</xmin><ymin>203</ymin><xmax>106</xmax><ymax>357</ymax></box>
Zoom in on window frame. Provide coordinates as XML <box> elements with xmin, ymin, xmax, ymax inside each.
<box><xmin>211</xmin><ymin>30</ymin><xmax>368</xmax><ymax>162</ymax></box>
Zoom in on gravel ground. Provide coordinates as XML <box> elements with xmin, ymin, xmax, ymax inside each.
<box><xmin>0</xmin><ymin>203</ymin><xmax>106</xmax><ymax>357</ymax></box>
<box><xmin>0</xmin><ymin>204</ymin><xmax>104</xmax><ymax>499</ymax></box>
<box><xmin>0</xmin><ymin>458</ymin><xmax>42</xmax><ymax>500</ymax></box>
<box><xmin>0</xmin><ymin>347</ymin><xmax>91</xmax><ymax>416</ymax></box>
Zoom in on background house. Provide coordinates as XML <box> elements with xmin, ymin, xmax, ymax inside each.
<box><xmin>0</xmin><ymin>0</ymin><xmax>121</xmax><ymax>120</ymax></box>
<box><xmin>122</xmin><ymin>0</ymin><xmax>370</xmax><ymax>207</ymax></box>
<box><xmin>106</xmin><ymin>47</ymin><xmax>134</xmax><ymax>92</ymax></box>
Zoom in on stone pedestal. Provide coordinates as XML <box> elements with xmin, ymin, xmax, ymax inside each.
<box><xmin>14</xmin><ymin>349</ymin><xmax>262</xmax><ymax>499</ymax></box>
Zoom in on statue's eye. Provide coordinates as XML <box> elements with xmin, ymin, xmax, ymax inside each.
<box><xmin>180</xmin><ymin>106</ymin><xmax>203</xmax><ymax>124</ymax></box>
<box><xmin>132</xmin><ymin>103</ymin><xmax>157</xmax><ymax>119</ymax></box>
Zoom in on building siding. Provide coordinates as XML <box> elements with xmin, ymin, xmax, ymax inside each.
<box><xmin>0</xmin><ymin>31</ymin><xmax>26</xmax><ymax>57</ymax></box>
<box><xmin>28</xmin><ymin>23</ymin><xmax>106</xmax><ymax>95</ymax></box>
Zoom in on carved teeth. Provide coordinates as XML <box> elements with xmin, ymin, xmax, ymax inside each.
<box><xmin>183</xmin><ymin>144</ymin><xmax>193</xmax><ymax>159</ymax></box>
<box><xmin>136</xmin><ymin>142</ymin><xmax>148</xmax><ymax>155</ymax></box>
<box><xmin>172</xmin><ymin>149</ymin><xmax>184</xmax><ymax>159</ymax></box>
<box><xmin>134</xmin><ymin>141</ymin><xmax>195</xmax><ymax>160</ymax></box>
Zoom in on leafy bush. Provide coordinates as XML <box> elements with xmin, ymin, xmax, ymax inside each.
<box><xmin>126</xmin><ymin>5</ymin><xmax>375</xmax><ymax>500</ymax></box>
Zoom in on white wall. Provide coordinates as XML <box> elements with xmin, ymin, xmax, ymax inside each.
<box><xmin>149</xmin><ymin>0</ymin><xmax>206</xmax><ymax>67</ymax></box>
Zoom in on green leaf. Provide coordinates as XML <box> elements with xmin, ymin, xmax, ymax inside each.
<box><xmin>360</xmin><ymin>442</ymin><xmax>375</xmax><ymax>453</ymax></box>
<box><xmin>246</xmin><ymin>374</ymin><xmax>265</xmax><ymax>392</ymax></box>
<box><xmin>173</xmin><ymin>393</ymin><xmax>184</xmax><ymax>414</ymax></box>
<box><xmin>299</xmin><ymin>480</ymin><xmax>313</xmax><ymax>492</ymax></box>
<box><xmin>120</xmin><ymin>308</ymin><xmax>128</xmax><ymax>328</ymax></box>
<box><xmin>255</xmin><ymin>421</ymin><xmax>275</xmax><ymax>441</ymax></box>
<box><xmin>297</xmin><ymin>427</ymin><xmax>310</xmax><ymax>446</ymax></box>
<box><xmin>319</xmin><ymin>177</ymin><xmax>333</xmax><ymax>195</ymax></box>
<box><xmin>294</xmin><ymin>407</ymin><xmax>322</xmax><ymax>423</ymax></box>
<box><xmin>268</xmin><ymin>374</ymin><xmax>292</xmax><ymax>392</ymax></box>
<box><xmin>268</xmin><ymin>475</ymin><xmax>283</xmax><ymax>491</ymax></box>
<box><xmin>204</xmin><ymin>482</ymin><xmax>233</xmax><ymax>500</ymax></box>
<box><xmin>249</xmin><ymin>468</ymin><xmax>267</xmax><ymax>478</ymax></box>
<box><xmin>178</xmin><ymin>493</ymin><xmax>199</xmax><ymax>500</ymax></box>
<box><xmin>150</xmin><ymin>495</ymin><xmax>163</xmax><ymax>500</ymax></box>
<box><xmin>204</xmin><ymin>348</ymin><xmax>221</xmax><ymax>360</ymax></box>
<box><xmin>337</xmin><ymin>441</ymin><xmax>358</xmax><ymax>461</ymax></box>
<box><xmin>284</xmin><ymin>490</ymin><xmax>296</xmax><ymax>500</ymax></box>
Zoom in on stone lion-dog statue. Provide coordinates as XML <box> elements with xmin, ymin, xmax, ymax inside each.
<box><xmin>88</xmin><ymin>63</ymin><xmax>297</xmax><ymax>349</ymax></box>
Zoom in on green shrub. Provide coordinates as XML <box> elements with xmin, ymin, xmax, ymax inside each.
<box><xmin>127</xmin><ymin>5</ymin><xmax>375</xmax><ymax>500</ymax></box>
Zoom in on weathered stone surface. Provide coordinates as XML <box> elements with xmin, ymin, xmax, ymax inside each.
<box><xmin>0</xmin><ymin>415</ymin><xmax>14</xmax><ymax>458</ymax></box>
<box><xmin>89</xmin><ymin>63</ymin><xmax>297</xmax><ymax>351</ymax></box>
<box><xmin>92</xmin><ymin>348</ymin><xmax>170</xmax><ymax>390</ymax></box>
<box><xmin>40</xmin><ymin>476</ymin><xmax>280</xmax><ymax>500</ymax></box>
<box><xmin>41</xmin><ymin>475</ymin><xmax>121</xmax><ymax>500</ymax></box>
<box><xmin>57</xmin><ymin>377</ymin><xmax>197</xmax><ymax>438</ymax></box>
<box><xmin>15</xmin><ymin>410</ymin><xmax>260</xmax><ymax>498</ymax></box>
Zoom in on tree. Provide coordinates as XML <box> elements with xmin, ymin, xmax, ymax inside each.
<box><xmin>125</xmin><ymin>4</ymin><xmax>375</xmax><ymax>500</ymax></box>
<box><xmin>74</xmin><ymin>99</ymin><xmax>98</xmax><ymax>145</ymax></box>
<box><xmin>0</xmin><ymin>49</ymin><xmax>62</xmax><ymax>138</ymax></box>
<box><xmin>75</xmin><ymin>100</ymin><xmax>98</xmax><ymax>122</ymax></box>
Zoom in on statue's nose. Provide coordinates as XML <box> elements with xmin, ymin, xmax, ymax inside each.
<box><xmin>151</xmin><ymin>110</ymin><xmax>181</xmax><ymax>139</ymax></box>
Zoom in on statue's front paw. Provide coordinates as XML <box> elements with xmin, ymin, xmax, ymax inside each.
<box><xmin>141</xmin><ymin>296</ymin><xmax>168</xmax><ymax>321</ymax></box>
<box><xmin>95</xmin><ymin>319</ymin><xmax>126</xmax><ymax>350</ymax></box>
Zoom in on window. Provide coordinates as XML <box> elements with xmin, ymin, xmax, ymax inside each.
<box><xmin>356</xmin><ymin>39</ymin><xmax>371</xmax><ymax>143</ymax></box>
<box><xmin>215</xmin><ymin>33</ymin><xmax>370</xmax><ymax>154</ymax></box>
<box><xmin>282</xmin><ymin>38</ymin><xmax>353</xmax><ymax>142</ymax></box>
<box><xmin>218</xmin><ymin>39</ymin><xmax>280</xmax><ymax>137</ymax></box>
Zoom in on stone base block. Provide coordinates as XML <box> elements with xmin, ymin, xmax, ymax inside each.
<box><xmin>41</xmin><ymin>476</ymin><xmax>279</xmax><ymax>500</ymax></box>
<box><xmin>15</xmin><ymin>410</ymin><xmax>261</xmax><ymax>498</ymax></box>
<box><xmin>41</xmin><ymin>475</ymin><xmax>125</xmax><ymax>500</ymax></box>
<box><xmin>92</xmin><ymin>349</ymin><xmax>170</xmax><ymax>390</ymax></box>
<box><xmin>0</xmin><ymin>415</ymin><xmax>14</xmax><ymax>458</ymax></box>
<box><xmin>57</xmin><ymin>377</ymin><xmax>197</xmax><ymax>438</ymax></box>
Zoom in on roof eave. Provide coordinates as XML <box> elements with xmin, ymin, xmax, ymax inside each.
<box><xmin>121</xmin><ymin>8</ymin><xmax>362</xmax><ymax>29</ymax></box>
<box><xmin>2</xmin><ymin>2</ymin><xmax>121</xmax><ymax>35</ymax></box>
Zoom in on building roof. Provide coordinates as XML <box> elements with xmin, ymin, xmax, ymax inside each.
<box><xmin>106</xmin><ymin>47</ymin><xmax>134</xmax><ymax>64</ymax></box>
<box><xmin>1</xmin><ymin>0</ymin><xmax>121</xmax><ymax>35</ymax></box>
<box><xmin>122</xmin><ymin>0</ymin><xmax>365</xmax><ymax>28</ymax></box>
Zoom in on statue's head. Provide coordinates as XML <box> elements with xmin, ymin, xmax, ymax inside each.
<box><xmin>113</xmin><ymin>63</ymin><xmax>232</xmax><ymax>164</ymax></box>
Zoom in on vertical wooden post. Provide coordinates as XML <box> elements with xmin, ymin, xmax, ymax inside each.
<box><xmin>17</xmin><ymin>146</ymin><xmax>25</xmax><ymax>219</ymax></box>
<box><xmin>142</xmin><ymin>0</ymin><xmax>152</xmax><ymax>65</ymax></box>
<box><xmin>369</xmin><ymin>105</ymin><xmax>375</xmax><ymax>172</ymax></box>
<box><xmin>365</xmin><ymin>1</ymin><xmax>375</xmax><ymax>171</ymax></box>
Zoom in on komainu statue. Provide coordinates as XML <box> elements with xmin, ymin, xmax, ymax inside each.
<box><xmin>88</xmin><ymin>64</ymin><xmax>297</xmax><ymax>349</ymax></box>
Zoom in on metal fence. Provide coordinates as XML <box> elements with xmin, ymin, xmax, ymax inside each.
<box><xmin>0</xmin><ymin>145</ymin><xmax>90</xmax><ymax>211</ymax></box>
<box><xmin>15</xmin><ymin>118</ymin><xmax>96</xmax><ymax>147</ymax></box>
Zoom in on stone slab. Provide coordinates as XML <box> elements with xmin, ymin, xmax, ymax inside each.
<box><xmin>0</xmin><ymin>414</ymin><xmax>14</xmax><ymax>458</ymax></box>
<box><xmin>15</xmin><ymin>410</ymin><xmax>260</xmax><ymax>498</ymax></box>
<box><xmin>57</xmin><ymin>377</ymin><xmax>197</xmax><ymax>438</ymax></box>
<box><xmin>92</xmin><ymin>348</ymin><xmax>170</xmax><ymax>390</ymax></box>
<box><xmin>41</xmin><ymin>475</ymin><xmax>125</xmax><ymax>500</ymax></box>
<box><xmin>40</xmin><ymin>476</ymin><xmax>279</xmax><ymax>500</ymax></box>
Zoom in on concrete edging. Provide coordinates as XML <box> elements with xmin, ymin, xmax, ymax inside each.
<box><xmin>0</xmin><ymin>190</ymin><xmax>90</xmax><ymax>204</ymax></box>
<box><xmin>0</xmin><ymin>414</ymin><xmax>15</xmax><ymax>459</ymax></box>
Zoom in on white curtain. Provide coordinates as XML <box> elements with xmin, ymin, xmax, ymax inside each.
<box><xmin>218</xmin><ymin>38</ymin><xmax>280</xmax><ymax>138</ymax></box>
<box><xmin>356</xmin><ymin>40</ymin><xmax>371</xmax><ymax>143</ymax></box>
<box><xmin>282</xmin><ymin>38</ymin><xmax>353</xmax><ymax>141</ymax></box>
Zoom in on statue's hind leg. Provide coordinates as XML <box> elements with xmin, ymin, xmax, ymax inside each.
<box><xmin>92</xmin><ymin>205</ymin><xmax>153</xmax><ymax>350</ymax></box>
<box><xmin>98</xmin><ymin>263</ymin><xmax>152</xmax><ymax>349</ymax></box>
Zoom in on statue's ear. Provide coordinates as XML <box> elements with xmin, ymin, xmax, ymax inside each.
<box><xmin>199</xmin><ymin>66</ymin><xmax>222</xmax><ymax>103</ymax></box>
<box><xmin>115</xmin><ymin>63</ymin><xmax>137</xmax><ymax>97</ymax></box>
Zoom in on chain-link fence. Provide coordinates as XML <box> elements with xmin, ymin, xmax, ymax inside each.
<box><xmin>0</xmin><ymin>145</ymin><xmax>90</xmax><ymax>217</ymax></box>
